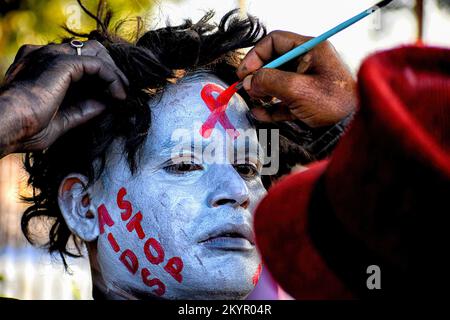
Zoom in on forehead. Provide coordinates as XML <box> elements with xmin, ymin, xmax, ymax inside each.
<box><xmin>147</xmin><ymin>73</ymin><xmax>254</xmax><ymax>143</ymax></box>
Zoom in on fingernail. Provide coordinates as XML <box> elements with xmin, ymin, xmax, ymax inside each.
<box><xmin>237</xmin><ymin>65</ymin><xmax>247</xmax><ymax>75</ymax></box>
<box><xmin>303</xmin><ymin>53</ymin><xmax>312</xmax><ymax>63</ymax></box>
<box><xmin>243</xmin><ymin>75</ymin><xmax>253</xmax><ymax>91</ymax></box>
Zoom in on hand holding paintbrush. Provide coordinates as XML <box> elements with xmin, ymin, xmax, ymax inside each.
<box><xmin>237</xmin><ymin>31</ymin><xmax>357</xmax><ymax>128</ymax></box>
<box><xmin>232</xmin><ymin>0</ymin><xmax>393</xmax><ymax>128</ymax></box>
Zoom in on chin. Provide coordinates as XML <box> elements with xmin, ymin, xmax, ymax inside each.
<box><xmin>187</xmin><ymin>269</ymin><xmax>257</xmax><ymax>300</ymax></box>
<box><xmin>214</xmin><ymin>251</ymin><xmax>260</xmax><ymax>274</ymax></box>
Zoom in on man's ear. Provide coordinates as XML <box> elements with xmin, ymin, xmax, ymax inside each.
<box><xmin>58</xmin><ymin>174</ymin><xmax>99</xmax><ymax>242</ymax></box>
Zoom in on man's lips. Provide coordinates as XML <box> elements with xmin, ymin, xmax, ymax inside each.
<box><xmin>198</xmin><ymin>223</ymin><xmax>255</xmax><ymax>250</ymax></box>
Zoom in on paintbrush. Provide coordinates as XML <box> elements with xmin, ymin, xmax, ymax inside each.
<box><xmin>227</xmin><ymin>0</ymin><xmax>394</xmax><ymax>93</ymax></box>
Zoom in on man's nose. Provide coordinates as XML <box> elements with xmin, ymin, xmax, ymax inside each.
<box><xmin>207</xmin><ymin>166</ymin><xmax>250</xmax><ymax>209</ymax></box>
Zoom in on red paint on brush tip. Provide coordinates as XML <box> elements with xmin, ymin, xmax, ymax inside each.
<box><xmin>217</xmin><ymin>81</ymin><xmax>239</xmax><ymax>105</ymax></box>
<box><xmin>200</xmin><ymin>82</ymin><xmax>240</xmax><ymax>139</ymax></box>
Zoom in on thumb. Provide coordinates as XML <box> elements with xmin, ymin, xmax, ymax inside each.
<box><xmin>250</xmin><ymin>104</ymin><xmax>297</xmax><ymax>123</ymax></box>
<box><xmin>55</xmin><ymin>99</ymin><xmax>106</xmax><ymax>134</ymax></box>
<box><xmin>19</xmin><ymin>100</ymin><xmax>107</xmax><ymax>152</ymax></box>
<box><xmin>244</xmin><ymin>68</ymin><xmax>312</xmax><ymax>102</ymax></box>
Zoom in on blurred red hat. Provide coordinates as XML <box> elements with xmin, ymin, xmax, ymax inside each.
<box><xmin>254</xmin><ymin>46</ymin><xmax>450</xmax><ymax>299</ymax></box>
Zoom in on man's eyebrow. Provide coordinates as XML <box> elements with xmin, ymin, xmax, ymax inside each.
<box><xmin>159</xmin><ymin>140</ymin><xmax>203</xmax><ymax>155</ymax></box>
<box><xmin>160</xmin><ymin>139</ymin><xmax>180</xmax><ymax>151</ymax></box>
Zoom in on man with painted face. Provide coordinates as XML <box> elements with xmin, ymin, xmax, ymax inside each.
<box><xmin>0</xmin><ymin>3</ymin><xmax>356</xmax><ymax>299</ymax></box>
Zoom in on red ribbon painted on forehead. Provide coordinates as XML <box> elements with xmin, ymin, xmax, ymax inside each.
<box><xmin>200</xmin><ymin>83</ymin><xmax>240</xmax><ymax>139</ymax></box>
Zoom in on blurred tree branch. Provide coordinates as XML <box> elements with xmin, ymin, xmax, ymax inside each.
<box><xmin>0</xmin><ymin>0</ymin><xmax>157</xmax><ymax>76</ymax></box>
<box><xmin>375</xmin><ymin>0</ymin><xmax>449</xmax><ymax>43</ymax></box>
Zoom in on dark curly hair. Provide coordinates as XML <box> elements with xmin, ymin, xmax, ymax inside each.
<box><xmin>19</xmin><ymin>0</ymin><xmax>315</xmax><ymax>267</ymax></box>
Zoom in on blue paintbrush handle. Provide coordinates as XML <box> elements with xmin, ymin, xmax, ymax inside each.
<box><xmin>264</xmin><ymin>4</ymin><xmax>382</xmax><ymax>69</ymax></box>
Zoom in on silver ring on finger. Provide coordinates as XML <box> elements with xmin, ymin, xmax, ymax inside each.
<box><xmin>70</xmin><ymin>40</ymin><xmax>84</xmax><ymax>56</ymax></box>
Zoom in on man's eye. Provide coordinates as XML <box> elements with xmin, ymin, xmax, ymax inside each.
<box><xmin>234</xmin><ymin>164</ymin><xmax>259</xmax><ymax>178</ymax></box>
<box><xmin>163</xmin><ymin>162</ymin><xmax>203</xmax><ymax>174</ymax></box>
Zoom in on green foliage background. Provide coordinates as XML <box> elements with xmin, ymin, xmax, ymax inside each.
<box><xmin>0</xmin><ymin>0</ymin><xmax>156</xmax><ymax>76</ymax></box>
<box><xmin>1</xmin><ymin>0</ymin><xmax>448</xmax><ymax>78</ymax></box>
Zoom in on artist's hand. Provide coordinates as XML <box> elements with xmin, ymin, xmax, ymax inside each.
<box><xmin>237</xmin><ymin>31</ymin><xmax>357</xmax><ymax>128</ymax></box>
<box><xmin>0</xmin><ymin>40</ymin><xmax>128</xmax><ymax>158</ymax></box>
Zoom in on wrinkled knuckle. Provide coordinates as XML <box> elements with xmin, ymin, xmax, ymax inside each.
<box><xmin>89</xmin><ymin>56</ymin><xmax>103</xmax><ymax>68</ymax></box>
<box><xmin>268</xmin><ymin>30</ymin><xmax>287</xmax><ymax>41</ymax></box>
<box><xmin>285</xmin><ymin>76</ymin><xmax>300</xmax><ymax>93</ymax></box>
<box><xmin>269</xmin><ymin>30</ymin><xmax>283</xmax><ymax>37</ymax></box>
<box><xmin>52</xmin><ymin>55</ymin><xmax>78</xmax><ymax>75</ymax></box>
<box><xmin>252</xmin><ymin>70</ymin><xmax>266</xmax><ymax>91</ymax></box>
<box><xmin>88</xmin><ymin>39</ymin><xmax>105</xmax><ymax>51</ymax></box>
<box><xmin>52</xmin><ymin>54</ymin><xmax>69</xmax><ymax>65</ymax></box>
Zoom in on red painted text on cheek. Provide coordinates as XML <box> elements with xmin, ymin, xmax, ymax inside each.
<box><xmin>117</xmin><ymin>187</ymin><xmax>133</xmax><ymax>220</ymax></box>
<box><xmin>164</xmin><ymin>257</ymin><xmax>184</xmax><ymax>283</ymax></box>
<box><xmin>144</xmin><ymin>237</ymin><xmax>165</xmax><ymax>265</ymax></box>
<box><xmin>120</xmin><ymin>249</ymin><xmax>139</xmax><ymax>275</ymax></box>
<box><xmin>97</xmin><ymin>187</ymin><xmax>185</xmax><ymax>297</ymax></box>
<box><xmin>126</xmin><ymin>212</ymin><xmax>146</xmax><ymax>240</ymax></box>
<box><xmin>141</xmin><ymin>268</ymin><xmax>166</xmax><ymax>296</ymax></box>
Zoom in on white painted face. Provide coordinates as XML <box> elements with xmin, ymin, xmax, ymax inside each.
<box><xmin>86</xmin><ymin>73</ymin><xmax>267</xmax><ymax>299</ymax></box>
